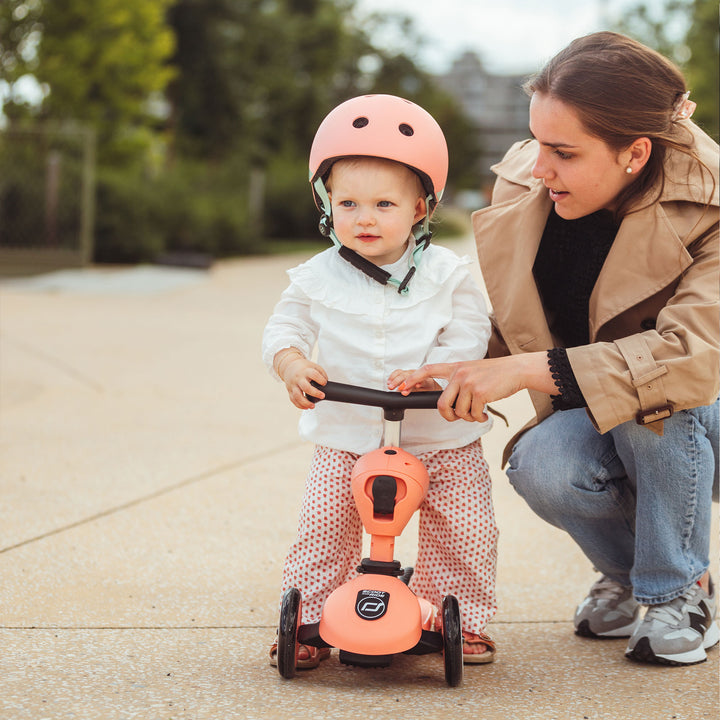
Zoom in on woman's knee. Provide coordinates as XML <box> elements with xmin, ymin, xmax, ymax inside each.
<box><xmin>506</xmin><ymin>410</ymin><xmax>618</xmax><ymax>518</ymax></box>
<box><xmin>506</xmin><ymin>423</ymin><xmax>575</xmax><ymax>516</ymax></box>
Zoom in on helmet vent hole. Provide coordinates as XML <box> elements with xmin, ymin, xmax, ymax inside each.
<box><xmin>398</xmin><ymin>123</ymin><xmax>414</xmax><ymax>136</ymax></box>
<box><xmin>352</xmin><ymin>116</ymin><xmax>369</xmax><ymax>128</ymax></box>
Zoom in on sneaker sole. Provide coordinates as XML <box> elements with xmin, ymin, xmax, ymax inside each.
<box><xmin>575</xmin><ymin>615</ymin><xmax>642</xmax><ymax>639</ymax></box>
<box><xmin>625</xmin><ymin>621</ymin><xmax>720</xmax><ymax>666</ymax></box>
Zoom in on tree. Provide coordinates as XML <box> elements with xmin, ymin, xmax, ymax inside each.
<box><xmin>2</xmin><ymin>0</ymin><xmax>484</xmax><ymax>259</ymax></box>
<box><xmin>683</xmin><ymin>0</ymin><xmax>719</xmax><ymax>139</ymax></box>
<box><xmin>0</xmin><ymin>0</ymin><xmax>44</xmax><ymax>121</ymax></box>
<box><xmin>616</xmin><ymin>0</ymin><xmax>718</xmax><ymax>140</ymax></box>
<box><xmin>32</xmin><ymin>0</ymin><xmax>176</xmax><ymax>160</ymax></box>
<box><xmin>166</xmin><ymin>0</ymin><xmax>370</xmax><ymax>161</ymax></box>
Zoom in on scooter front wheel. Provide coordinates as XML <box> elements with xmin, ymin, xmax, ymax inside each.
<box><xmin>277</xmin><ymin>587</ymin><xmax>302</xmax><ymax>679</ymax></box>
<box><xmin>442</xmin><ymin>594</ymin><xmax>463</xmax><ymax>687</ymax></box>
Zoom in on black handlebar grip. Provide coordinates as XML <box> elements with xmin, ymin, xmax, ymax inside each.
<box><xmin>306</xmin><ymin>380</ymin><xmax>441</xmax><ymax>410</ymax></box>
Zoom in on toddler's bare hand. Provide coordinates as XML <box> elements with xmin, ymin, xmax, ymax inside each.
<box><xmin>388</xmin><ymin>368</ymin><xmax>440</xmax><ymax>393</ymax></box>
<box><xmin>282</xmin><ymin>358</ymin><xmax>327</xmax><ymax>409</ymax></box>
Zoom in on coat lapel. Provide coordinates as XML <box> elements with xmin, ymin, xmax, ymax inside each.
<box><xmin>475</xmin><ymin>184</ymin><xmax>697</xmax><ymax>348</ymax></box>
<box><xmin>473</xmin><ymin>189</ymin><xmax>555</xmax><ymax>354</ymax></box>
<box><xmin>589</xmin><ymin>204</ymin><xmax>692</xmax><ymax>340</ymax></box>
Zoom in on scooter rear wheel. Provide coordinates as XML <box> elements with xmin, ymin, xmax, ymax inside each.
<box><xmin>442</xmin><ymin>594</ymin><xmax>463</xmax><ymax>687</ymax></box>
<box><xmin>277</xmin><ymin>587</ymin><xmax>302</xmax><ymax>679</ymax></box>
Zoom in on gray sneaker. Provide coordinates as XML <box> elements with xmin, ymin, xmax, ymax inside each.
<box><xmin>625</xmin><ymin>577</ymin><xmax>719</xmax><ymax>666</ymax></box>
<box><xmin>574</xmin><ymin>575</ymin><xmax>641</xmax><ymax>638</ymax></box>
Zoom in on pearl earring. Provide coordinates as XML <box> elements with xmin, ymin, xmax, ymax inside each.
<box><xmin>626</xmin><ymin>167</ymin><xmax>633</xmax><ymax>174</ymax></box>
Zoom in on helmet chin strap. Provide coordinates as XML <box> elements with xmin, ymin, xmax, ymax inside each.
<box><xmin>313</xmin><ymin>177</ymin><xmax>432</xmax><ymax>295</ymax></box>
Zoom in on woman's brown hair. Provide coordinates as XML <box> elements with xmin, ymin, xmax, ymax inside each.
<box><xmin>524</xmin><ymin>31</ymin><xmax>710</xmax><ymax>219</ymax></box>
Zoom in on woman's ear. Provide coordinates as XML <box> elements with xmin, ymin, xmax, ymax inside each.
<box><xmin>624</xmin><ymin>137</ymin><xmax>652</xmax><ymax>174</ymax></box>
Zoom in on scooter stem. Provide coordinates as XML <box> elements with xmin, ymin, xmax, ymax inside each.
<box><xmin>370</xmin><ymin>535</ymin><xmax>395</xmax><ymax>563</ymax></box>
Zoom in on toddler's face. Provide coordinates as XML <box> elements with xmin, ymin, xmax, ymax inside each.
<box><xmin>327</xmin><ymin>158</ymin><xmax>426</xmax><ymax>267</ymax></box>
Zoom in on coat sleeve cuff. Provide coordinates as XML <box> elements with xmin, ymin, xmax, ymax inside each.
<box><xmin>547</xmin><ymin>347</ymin><xmax>587</xmax><ymax>410</ymax></box>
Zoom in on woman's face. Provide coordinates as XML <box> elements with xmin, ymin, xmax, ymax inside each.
<box><xmin>529</xmin><ymin>92</ymin><xmax>638</xmax><ymax>220</ymax></box>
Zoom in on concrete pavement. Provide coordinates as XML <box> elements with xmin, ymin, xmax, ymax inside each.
<box><xmin>1</xmin><ymin>237</ymin><xmax>718</xmax><ymax>720</ymax></box>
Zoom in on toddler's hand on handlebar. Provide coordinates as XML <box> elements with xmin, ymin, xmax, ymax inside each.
<box><xmin>276</xmin><ymin>351</ymin><xmax>328</xmax><ymax>409</ymax></box>
<box><xmin>388</xmin><ymin>368</ymin><xmax>441</xmax><ymax>394</ymax></box>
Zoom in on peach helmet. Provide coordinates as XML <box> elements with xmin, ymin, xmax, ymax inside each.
<box><xmin>308</xmin><ymin>94</ymin><xmax>449</xmax><ymax>293</ymax></box>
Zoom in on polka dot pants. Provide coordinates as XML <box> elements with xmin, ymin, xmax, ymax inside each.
<box><xmin>279</xmin><ymin>440</ymin><xmax>497</xmax><ymax>635</ymax></box>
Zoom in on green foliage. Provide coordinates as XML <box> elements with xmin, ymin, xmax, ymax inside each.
<box><xmin>2</xmin><ymin>0</ymin><xmax>486</xmax><ymax>262</ymax></box>
<box><xmin>0</xmin><ymin>128</ymin><xmax>87</xmax><ymax>249</ymax></box>
<box><xmin>0</xmin><ymin>0</ymin><xmax>43</xmax><ymax>83</ymax></box>
<box><xmin>158</xmin><ymin>159</ymin><xmax>260</xmax><ymax>256</ymax></box>
<box><xmin>683</xmin><ymin>0</ymin><xmax>719</xmax><ymax>140</ymax></box>
<box><xmin>615</xmin><ymin>0</ymin><xmax>692</xmax><ymax>60</ymax></box>
<box><xmin>264</xmin><ymin>147</ymin><xmax>320</xmax><ymax>239</ymax></box>
<box><xmin>166</xmin><ymin>0</ymin><xmax>368</xmax><ymax>160</ymax></box>
<box><xmin>35</xmin><ymin>0</ymin><xmax>176</xmax><ymax>161</ymax></box>
<box><xmin>94</xmin><ymin>166</ymin><xmax>162</xmax><ymax>263</ymax></box>
<box><xmin>0</xmin><ymin>0</ymin><xmax>44</xmax><ymax>122</ymax></box>
<box><xmin>616</xmin><ymin>0</ymin><xmax>719</xmax><ymax>140</ymax></box>
<box><xmin>94</xmin><ymin>159</ymin><xmax>262</xmax><ymax>263</ymax></box>
<box><xmin>165</xmin><ymin>0</ymin><xmax>480</xmax><ymax>248</ymax></box>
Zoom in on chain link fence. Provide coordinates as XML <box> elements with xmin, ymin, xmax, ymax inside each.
<box><xmin>0</xmin><ymin>124</ymin><xmax>95</xmax><ymax>276</ymax></box>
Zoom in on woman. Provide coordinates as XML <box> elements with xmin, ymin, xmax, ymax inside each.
<box><xmin>401</xmin><ymin>32</ymin><xmax>719</xmax><ymax>666</ymax></box>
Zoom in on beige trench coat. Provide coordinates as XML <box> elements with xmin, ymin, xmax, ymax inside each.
<box><xmin>473</xmin><ymin>122</ymin><xmax>719</xmax><ymax>460</ymax></box>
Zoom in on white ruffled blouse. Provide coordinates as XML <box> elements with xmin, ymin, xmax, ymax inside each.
<box><xmin>262</xmin><ymin>242</ymin><xmax>493</xmax><ymax>455</ymax></box>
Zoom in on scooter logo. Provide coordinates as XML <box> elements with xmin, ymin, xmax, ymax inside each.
<box><xmin>355</xmin><ymin>590</ymin><xmax>390</xmax><ymax>620</ymax></box>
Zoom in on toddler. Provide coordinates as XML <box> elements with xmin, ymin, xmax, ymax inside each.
<box><xmin>263</xmin><ymin>94</ymin><xmax>498</xmax><ymax>669</ymax></box>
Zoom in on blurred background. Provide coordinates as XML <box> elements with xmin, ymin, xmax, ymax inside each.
<box><xmin>0</xmin><ymin>0</ymin><xmax>717</xmax><ymax>276</ymax></box>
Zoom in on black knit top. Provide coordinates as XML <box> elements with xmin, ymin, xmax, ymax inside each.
<box><xmin>532</xmin><ymin>208</ymin><xmax>619</xmax><ymax>410</ymax></box>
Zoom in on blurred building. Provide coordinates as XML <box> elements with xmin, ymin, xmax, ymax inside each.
<box><xmin>440</xmin><ymin>52</ymin><xmax>532</xmax><ymax>201</ymax></box>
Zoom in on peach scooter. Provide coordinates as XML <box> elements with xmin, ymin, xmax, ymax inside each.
<box><xmin>275</xmin><ymin>381</ymin><xmax>463</xmax><ymax>686</ymax></box>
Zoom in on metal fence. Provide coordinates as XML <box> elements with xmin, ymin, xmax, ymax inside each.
<box><xmin>0</xmin><ymin>124</ymin><xmax>95</xmax><ymax>276</ymax></box>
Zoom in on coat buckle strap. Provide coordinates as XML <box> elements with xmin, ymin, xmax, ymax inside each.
<box><xmin>630</xmin><ymin>365</ymin><xmax>668</xmax><ymax>388</ymax></box>
<box><xmin>615</xmin><ymin>336</ymin><xmax>673</xmax><ymax>432</ymax></box>
<box><xmin>636</xmin><ymin>403</ymin><xmax>674</xmax><ymax>425</ymax></box>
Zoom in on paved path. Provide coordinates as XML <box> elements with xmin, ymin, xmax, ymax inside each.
<box><xmin>1</xmin><ymin>238</ymin><xmax>718</xmax><ymax>719</ymax></box>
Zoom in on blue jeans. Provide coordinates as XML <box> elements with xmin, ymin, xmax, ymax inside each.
<box><xmin>506</xmin><ymin>400</ymin><xmax>719</xmax><ymax>605</ymax></box>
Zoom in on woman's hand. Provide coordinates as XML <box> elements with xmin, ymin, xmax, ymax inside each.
<box><xmin>387</xmin><ymin>368</ymin><xmax>441</xmax><ymax>392</ymax></box>
<box><xmin>273</xmin><ymin>348</ymin><xmax>328</xmax><ymax>409</ymax></box>
<box><xmin>398</xmin><ymin>352</ymin><xmax>557</xmax><ymax>422</ymax></box>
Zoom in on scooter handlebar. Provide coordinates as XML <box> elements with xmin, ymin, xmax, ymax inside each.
<box><xmin>307</xmin><ymin>380</ymin><xmax>441</xmax><ymax>410</ymax></box>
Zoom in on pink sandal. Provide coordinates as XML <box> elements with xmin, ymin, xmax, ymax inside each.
<box><xmin>462</xmin><ymin>631</ymin><xmax>496</xmax><ymax>664</ymax></box>
<box><xmin>429</xmin><ymin>602</ymin><xmax>496</xmax><ymax>665</ymax></box>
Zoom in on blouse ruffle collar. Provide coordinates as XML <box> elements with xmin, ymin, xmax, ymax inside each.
<box><xmin>287</xmin><ymin>243</ymin><xmax>472</xmax><ymax>313</ymax></box>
